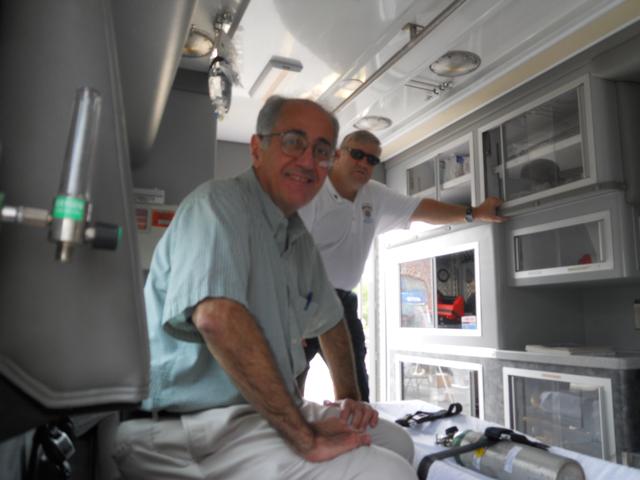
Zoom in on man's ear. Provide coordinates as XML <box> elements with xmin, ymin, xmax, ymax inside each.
<box><xmin>333</xmin><ymin>147</ymin><xmax>346</xmax><ymax>166</ymax></box>
<box><xmin>250</xmin><ymin>134</ymin><xmax>263</xmax><ymax>166</ymax></box>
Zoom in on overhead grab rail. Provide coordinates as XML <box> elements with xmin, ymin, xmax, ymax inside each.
<box><xmin>332</xmin><ymin>0</ymin><xmax>466</xmax><ymax>115</ymax></box>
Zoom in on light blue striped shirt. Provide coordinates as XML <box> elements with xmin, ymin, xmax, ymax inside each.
<box><xmin>142</xmin><ymin>169</ymin><xmax>342</xmax><ymax>412</ymax></box>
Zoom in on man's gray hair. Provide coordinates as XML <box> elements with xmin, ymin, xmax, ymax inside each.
<box><xmin>340</xmin><ymin>130</ymin><xmax>381</xmax><ymax>149</ymax></box>
<box><xmin>255</xmin><ymin>95</ymin><xmax>340</xmax><ymax>148</ymax></box>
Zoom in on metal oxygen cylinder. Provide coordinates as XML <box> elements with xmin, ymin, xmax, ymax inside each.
<box><xmin>453</xmin><ymin>430</ymin><xmax>585</xmax><ymax>480</ymax></box>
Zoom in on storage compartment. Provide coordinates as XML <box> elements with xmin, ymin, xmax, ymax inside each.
<box><xmin>396</xmin><ymin>355</ymin><xmax>483</xmax><ymax>418</ymax></box>
<box><xmin>480</xmin><ymin>75</ymin><xmax>621</xmax><ymax>208</ymax></box>
<box><xmin>380</xmin><ymin>223</ymin><xmax>507</xmax><ymax>352</ymax></box>
<box><xmin>399</xmin><ymin>249</ymin><xmax>476</xmax><ymax>330</ymax></box>
<box><xmin>503</xmin><ymin>367</ymin><xmax>616</xmax><ymax>461</ymax></box>
<box><xmin>405</xmin><ymin>133</ymin><xmax>473</xmax><ymax>205</ymax></box>
<box><xmin>506</xmin><ymin>189</ymin><xmax>639</xmax><ymax>285</ymax></box>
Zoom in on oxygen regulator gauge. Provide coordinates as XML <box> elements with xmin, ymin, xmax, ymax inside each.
<box><xmin>0</xmin><ymin>87</ymin><xmax>121</xmax><ymax>262</ymax></box>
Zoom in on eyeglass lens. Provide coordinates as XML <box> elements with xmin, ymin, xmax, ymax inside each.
<box><xmin>349</xmin><ymin>148</ymin><xmax>380</xmax><ymax>166</ymax></box>
<box><xmin>280</xmin><ymin>131</ymin><xmax>333</xmax><ymax>168</ymax></box>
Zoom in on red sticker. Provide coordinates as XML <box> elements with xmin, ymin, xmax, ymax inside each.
<box><xmin>151</xmin><ymin>209</ymin><xmax>175</xmax><ymax>228</ymax></box>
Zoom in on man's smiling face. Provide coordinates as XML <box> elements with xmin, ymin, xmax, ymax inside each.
<box><xmin>251</xmin><ymin>100</ymin><xmax>336</xmax><ymax>217</ymax></box>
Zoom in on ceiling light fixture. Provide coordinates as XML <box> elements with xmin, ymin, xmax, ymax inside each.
<box><xmin>429</xmin><ymin>50</ymin><xmax>481</xmax><ymax>77</ymax></box>
<box><xmin>249</xmin><ymin>56</ymin><xmax>303</xmax><ymax>100</ymax></box>
<box><xmin>353</xmin><ymin>115</ymin><xmax>392</xmax><ymax>131</ymax></box>
<box><xmin>182</xmin><ymin>26</ymin><xmax>214</xmax><ymax>58</ymax></box>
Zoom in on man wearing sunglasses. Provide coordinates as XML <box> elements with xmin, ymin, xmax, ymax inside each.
<box><xmin>299</xmin><ymin>130</ymin><xmax>505</xmax><ymax>402</ymax></box>
<box><xmin>114</xmin><ymin>98</ymin><xmax>416</xmax><ymax>479</ymax></box>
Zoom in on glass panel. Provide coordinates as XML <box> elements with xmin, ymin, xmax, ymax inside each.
<box><xmin>509</xmin><ymin>376</ymin><xmax>604</xmax><ymax>458</ymax></box>
<box><xmin>401</xmin><ymin>361</ymin><xmax>479</xmax><ymax>417</ymax></box>
<box><xmin>438</xmin><ymin>140</ymin><xmax>472</xmax><ymax>205</ymax></box>
<box><xmin>515</xmin><ymin>220</ymin><xmax>602</xmax><ymax>272</ymax></box>
<box><xmin>407</xmin><ymin>158</ymin><xmax>436</xmax><ymax>196</ymax></box>
<box><xmin>436</xmin><ymin>250</ymin><xmax>476</xmax><ymax>329</ymax></box>
<box><xmin>484</xmin><ymin>87</ymin><xmax>586</xmax><ymax>202</ymax></box>
<box><xmin>399</xmin><ymin>259</ymin><xmax>435</xmax><ymax>328</ymax></box>
<box><xmin>439</xmin><ymin>152</ymin><xmax>470</xmax><ymax>185</ymax></box>
<box><xmin>399</xmin><ymin>249</ymin><xmax>476</xmax><ymax>330</ymax></box>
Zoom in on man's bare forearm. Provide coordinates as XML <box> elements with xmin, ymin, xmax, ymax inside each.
<box><xmin>193</xmin><ymin>298</ymin><xmax>315</xmax><ymax>453</ymax></box>
<box><xmin>319</xmin><ymin>320</ymin><xmax>361</xmax><ymax>401</ymax></box>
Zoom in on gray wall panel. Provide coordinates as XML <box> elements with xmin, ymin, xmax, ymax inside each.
<box><xmin>132</xmin><ymin>89</ymin><xmax>217</xmax><ymax>205</ymax></box>
<box><xmin>216</xmin><ymin>140</ymin><xmax>252</xmax><ymax>180</ymax></box>
<box><xmin>0</xmin><ymin>0</ymin><xmax>148</xmax><ymax>411</ymax></box>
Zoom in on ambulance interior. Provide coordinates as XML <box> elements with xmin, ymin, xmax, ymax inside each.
<box><xmin>1</xmin><ymin>0</ymin><xmax>640</xmax><ymax>478</ymax></box>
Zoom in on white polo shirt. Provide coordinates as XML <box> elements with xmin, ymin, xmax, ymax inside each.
<box><xmin>299</xmin><ymin>177</ymin><xmax>420</xmax><ymax>291</ymax></box>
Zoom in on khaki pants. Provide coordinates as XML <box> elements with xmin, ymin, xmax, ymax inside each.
<box><xmin>113</xmin><ymin>401</ymin><xmax>416</xmax><ymax>479</ymax></box>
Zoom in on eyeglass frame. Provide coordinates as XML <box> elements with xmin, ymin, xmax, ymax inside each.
<box><xmin>258</xmin><ymin>129</ymin><xmax>335</xmax><ymax>169</ymax></box>
<box><xmin>343</xmin><ymin>147</ymin><xmax>381</xmax><ymax>166</ymax></box>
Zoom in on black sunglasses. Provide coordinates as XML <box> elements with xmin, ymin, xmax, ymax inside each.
<box><xmin>344</xmin><ymin>147</ymin><xmax>380</xmax><ymax>166</ymax></box>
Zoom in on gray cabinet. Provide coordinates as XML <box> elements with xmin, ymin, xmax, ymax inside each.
<box><xmin>479</xmin><ymin>75</ymin><xmax>622</xmax><ymax>208</ymax></box>
<box><xmin>505</xmin><ymin>189</ymin><xmax>639</xmax><ymax>285</ymax></box>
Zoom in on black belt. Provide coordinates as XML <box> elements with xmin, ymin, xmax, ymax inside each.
<box><xmin>122</xmin><ymin>410</ymin><xmax>182</xmax><ymax>421</ymax></box>
<box><xmin>335</xmin><ymin>288</ymin><xmax>355</xmax><ymax>301</ymax></box>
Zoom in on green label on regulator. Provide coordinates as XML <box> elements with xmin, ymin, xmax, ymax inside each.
<box><xmin>53</xmin><ymin>195</ymin><xmax>86</xmax><ymax>221</ymax></box>
<box><xmin>0</xmin><ymin>191</ymin><xmax>5</xmax><ymax>209</ymax></box>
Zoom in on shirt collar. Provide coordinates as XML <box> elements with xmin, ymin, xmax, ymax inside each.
<box><xmin>239</xmin><ymin>169</ymin><xmax>307</xmax><ymax>250</ymax></box>
<box><xmin>326</xmin><ymin>177</ymin><xmax>344</xmax><ymax>203</ymax></box>
<box><xmin>326</xmin><ymin>176</ymin><xmax>360</xmax><ymax>205</ymax></box>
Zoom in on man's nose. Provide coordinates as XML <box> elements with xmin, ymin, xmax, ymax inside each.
<box><xmin>296</xmin><ymin>145</ymin><xmax>317</xmax><ymax>169</ymax></box>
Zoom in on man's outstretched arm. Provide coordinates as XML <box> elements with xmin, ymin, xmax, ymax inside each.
<box><xmin>411</xmin><ymin>196</ymin><xmax>506</xmax><ymax>224</ymax></box>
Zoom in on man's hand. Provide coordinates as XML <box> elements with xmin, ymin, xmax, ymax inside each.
<box><xmin>300</xmin><ymin>416</ymin><xmax>371</xmax><ymax>463</ymax></box>
<box><xmin>474</xmin><ymin>196</ymin><xmax>507</xmax><ymax>223</ymax></box>
<box><xmin>324</xmin><ymin>398</ymin><xmax>379</xmax><ymax>431</ymax></box>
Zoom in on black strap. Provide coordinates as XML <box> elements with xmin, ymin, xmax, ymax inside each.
<box><xmin>396</xmin><ymin>402</ymin><xmax>463</xmax><ymax>427</ymax></box>
<box><xmin>484</xmin><ymin>427</ymin><xmax>548</xmax><ymax>450</ymax></box>
<box><xmin>417</xmin><ymin>433</ymin><xmax>496</xmax><ymax>480</ymax></box>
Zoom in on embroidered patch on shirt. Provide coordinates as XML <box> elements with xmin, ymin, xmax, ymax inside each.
<box><xmin>362</xmin><ymin>203</ymin><xmax>373</xmax><ymax>224</ymax></box>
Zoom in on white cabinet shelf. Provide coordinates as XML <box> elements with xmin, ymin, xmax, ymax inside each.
<box><xmin>494</xmin><ymin>134</ymin><xmax>582</xmax><ymax>173</ymax></box>
<box><xmin>442</xmin><ymin>172</ymin><xmax>471</xmax><ymax>189</ymax></box>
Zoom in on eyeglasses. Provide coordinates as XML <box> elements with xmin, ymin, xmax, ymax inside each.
<box><xmin>259</xmin><ymin>130</ymin><xmax>334</xmax><ymax>169</ymax></box>
<box><xmin>344</xmin><ymin>147</ymin><xmax>380</xmax><ymax>166</ymax></box>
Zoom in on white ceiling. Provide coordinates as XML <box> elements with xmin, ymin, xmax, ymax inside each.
<box><xmin>181</xmin><ymin>0</ymin><xmax>632</xmax><ymax>156</ymax></box>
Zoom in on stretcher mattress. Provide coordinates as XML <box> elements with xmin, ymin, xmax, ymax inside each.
<box><xmin>373</xmin><ymin>400</ymin><xmax>640</xmax><ymax>480</ymax></box>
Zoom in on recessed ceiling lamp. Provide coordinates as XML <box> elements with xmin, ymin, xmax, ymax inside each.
<box><xmin>182</xmin><ymin>26</ymin><xmax>214</xmax><ymax>58</ymax></box>
<box><xmin>429</xmin><ymin>50</ymin><xmax>481</xmax><ymax>77</ymax></box>
<box><xmin>354</xmin><ymin>115</ymin><xmax>392</xmax><ymax>131</ymax></box>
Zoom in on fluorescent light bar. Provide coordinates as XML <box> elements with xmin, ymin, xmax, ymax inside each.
<box><xmin>249</xmin><ymin>56</ymin><xmax>303</xmax><ymax>99</ymax></box>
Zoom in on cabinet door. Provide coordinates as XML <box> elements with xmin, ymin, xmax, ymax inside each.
<box><xmin>513</xmin><ymin>212</ymin><xmax>608</xmax><ymax>275</ymax></box>
<box><xmin>405</xmin><ymin>134</ymin><xmax>474</xmax><ymax>205</ymax></box>
<box><xmin>406</xmin><ymin>157</ymin><xmax>437</xmax><ymax>198</ymax></box>
<box><xmin>397</xmin><ymin>355</ymin><xmax>483</xmax><ymax>418</ymax></box>
<box><xmin>505</xmin><ymin>190</ymin><xmax>638</xmax><ymax>286</ymax></box>
<box><xmin>398</xmin><ymin>248</ymin><xmax>477</xmax><ymax>331</ymax></box>
<box><xmin>503</xmin><ymin>367</ymin><xmax>615</xmax><ymax>461</ymax></box>
<box><xmin>481</xmin><ymin>79</ymin><xmax>592</xmax><ymax>207</ymax></box>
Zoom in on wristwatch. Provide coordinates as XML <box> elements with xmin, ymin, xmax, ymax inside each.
<box><xmin>464</xmin><ymin>205</ymin><xmax>474</xmax><ymax>223</ymax></box>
